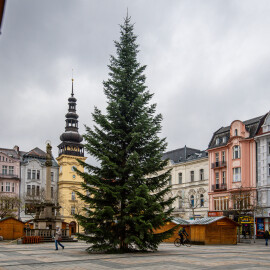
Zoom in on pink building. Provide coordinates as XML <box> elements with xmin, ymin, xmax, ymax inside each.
<box><xmin>0</xmin><ymin>146</ymin><xmax>21</xmax><ymax>198</ymax></box>
<box><xmin>207</xmin><ymin>115</ymin><xmax>266</xmax><ymax>235</ymax></box>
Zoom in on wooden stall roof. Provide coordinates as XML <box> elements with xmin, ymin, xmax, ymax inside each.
<box><xmin>172</xmin><ymin>216</ymin><xmax>239</xmax><ymax>226</ymax></box>
<box><xmin>0</xmin><ymin>217</ymin><xmax>25</xmax><ymax>224</ymax></box>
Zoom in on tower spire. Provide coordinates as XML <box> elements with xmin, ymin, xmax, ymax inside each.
<box><xmin>71</xmin><ymin>69</ymin><xmax>74</xmax><ymax>97</ymax></box>
<box><xmin>71</xmin><ymin>78</ymin><xmax>74</xmax><ymax>97</ymax></box>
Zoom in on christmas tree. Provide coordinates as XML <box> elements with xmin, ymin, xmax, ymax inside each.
<box><xmin>75</xmin><ymin>15</ymin><xmax>176</xmax><ymax>253</ymax></box>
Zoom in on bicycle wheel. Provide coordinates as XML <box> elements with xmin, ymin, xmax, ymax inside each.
<box><xmin>184</xmin><ymin>239</ymin><xmax>191</xmax><ymax>247</ymax></box>
<box><xmin>174</xmin><ymin>238</ymin><xmax>181</xmax><ymax>247</ymax></box>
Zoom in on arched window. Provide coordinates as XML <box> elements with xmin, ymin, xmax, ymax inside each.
<box><xmin>200</xmin><ymin>194</ymin><xmax>204</xmax><ymax>207</ymax></box>
<box><xmin>178</xmin><ymin>196</ymin><xmax>183</xmax><ymax>209</ymax></box>
<box><xmin>190</xmin><ymin>195</ymin><xmax>194</xmax><ymax>207</ymax></box>
<box><xmin>71</xmin><ymin>191</ymin><xmax>76</xmax><ymax>201</ymax></box>
<box><xmin>233</xmin><ymin>145</ymin><xmax>240</xmax><ymax>159</ymax></box>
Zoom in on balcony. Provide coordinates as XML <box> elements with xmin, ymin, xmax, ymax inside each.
<box><xmin>0</xmin><ymin>173</ymin><xmax>19</xmax><ymax>179</ymax></box>
<box><xmin>211</xmin><ymin>161</ymin><xmax>226</xmax><ymax>169</ymax></box>
<box><xmin>212</xmin><ymin>183</ymin><xmax>227</xmax><ymax>192</ymax></box>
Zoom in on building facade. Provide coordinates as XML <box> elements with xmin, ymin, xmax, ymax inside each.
<box><xmin>0</xmin><ymin>146</ymin><xmax>21</xmax><ymax>218</ymax></box>
<box><xmin>56</xmin><ymin>80</ymin><xmax>86</xmax><ymax>234</ymax></box>
<box><xmin>255</xmin><ymin>112</ymin><xmax>270</xmax><ymax>235</ymax></box>
<box><xmin>20</xmin><ymin>147</ymin><xmax>59</xmax><ymax>222</ymax></box>
<box><xmin>208</xmin><ymin>115</ymin><xmax>266</xmax><ymax>237</ymax></box>
<box><xmin>163</xmin><ymin>146</ymin><xmax>209</xmax><ymax>220</ymax></box>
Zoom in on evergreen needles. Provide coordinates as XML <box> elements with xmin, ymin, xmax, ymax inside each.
<box><xmin>75</xmin><ymin>15</ymin><xmax>176</xmax><ymax>253</ymax></box>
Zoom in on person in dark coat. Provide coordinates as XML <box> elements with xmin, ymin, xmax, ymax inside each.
<box><xmin>263</xmin><ymin>230</ymin><xmax>269</xmax><ymax>246</ymax></box>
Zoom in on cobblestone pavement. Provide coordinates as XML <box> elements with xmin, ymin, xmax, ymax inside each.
<box><xmin>0</xmin><ymin>240</ymin><xmax>269</xmax><ymax>269</ymax></box>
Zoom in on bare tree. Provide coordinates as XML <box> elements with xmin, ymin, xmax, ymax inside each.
<box><xmin>0</xmin><ymin>194</ymin><xmax>21</xmax><ymax>219</ymax></box>
<box><xmin>22</xmin><ymin>187</ymin><xmax>58</xmax><ymax>218</ymax></box>
<box><xmin>183</xmin><ymin>188</ymin><xmax>207</xmax><ymax>220</ymax></box>
<box><xmin>227</xmin><ymin>185</ymin><xmax>257</xmax><ymax>241</ymax></box>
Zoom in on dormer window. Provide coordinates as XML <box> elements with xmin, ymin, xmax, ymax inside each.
<box><xmin>234</xmin><ymin>129</ymin><xmax>238</xmax><ymax>136</ymax></box>
<box><xmin>222</xmin><ymin>137</ymin><xmax>226</xmax><ymax>143</ymax></box>
<box><xmin>216</xmin><ymin>138</ymin><xmax>220</xmax><ymax>145</ymax></box>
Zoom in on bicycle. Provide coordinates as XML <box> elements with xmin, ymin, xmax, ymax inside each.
<box><xmin>174</xmin><ymin>237</ymin><xmax>191</xmax><ymax>247</ymax></box>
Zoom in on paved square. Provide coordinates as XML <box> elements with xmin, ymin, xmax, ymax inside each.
<box><xmin>0</xmin><ymin>240</ymin><xmax>269</xmax><ymax>269</ymax></box>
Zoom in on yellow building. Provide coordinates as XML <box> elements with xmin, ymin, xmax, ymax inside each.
<box><xmin>56</xmin><ymin>79</ymin><xmax>86</xmax><ymax>234</ymax></box>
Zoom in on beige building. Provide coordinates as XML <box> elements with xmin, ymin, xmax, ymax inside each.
<box><xmin>163</xmin><ymin>146</ymin><xmax>209</xmax><ymax>220</ymax></box>
<box><xmin>56</xmin><ymin>80</ymin><xmax>86</xmax><ymax>234</ymax></box>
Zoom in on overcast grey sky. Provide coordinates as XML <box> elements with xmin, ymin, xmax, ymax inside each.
<box><xmin>1</xmin><ymin>0</ymin><xmax>270</xmax><ymax>162</ymax></box>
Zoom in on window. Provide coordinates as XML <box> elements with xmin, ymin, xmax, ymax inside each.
<box><xmin>12</xmin><ymin>183</ymin><xmax>15</xmax><ymax>192</ymax></box>
<box><xmin>214</xmin><ymin>196</ymin><xmax>229</xmax><ymax>210</ymax></box>
<box><xmin>32</xmin><ymin>185</ymin><xmax>35</xmax><ymax>196</ymax></box>
<box><xmin>178</xmin><ymin>196</ymin><xmax>183</xmax><ymax>209</ymax></box>
<box><xmin>51</xmin><ymin>172</ymin><xmax>54</xmax><ymax>182</ymax></box>
<box><xmin>235</xmin><ymin>129</ymin><xmax>238</xmax><ymax>136</ymax></box>
<box><xmin>27</xmin><ymin>185</ymin><xmax>31</xmax><ymax>195</ymax></box>
<box><xmin>268</xmin><ymin>142</ymin><xmax>270</xmax><ymax>155</ymax></box>
<box><xmin>27</xmin><ymin>169</ymin><xmax>31</xmax><ymax>179</ymax></box>
<box><xmin>9</xmin><ymin>166</ymin><xmax>14</xmax><ymax>175</ymax></box>
<box><xmin>6</xmin><ymin>182</ymin><xmax>10</xmax><ymax>192</ymax></box>
<box><xmin>222</xmin><ymin>151</ymin><xmax>225</xmax><ymax>162</ymax></box>
<box><xmin>168</xmin><ymin>175</ymin><xmax>172</xmax><ymax>185</ymax></box>
<box><xmin>200</xmin><ymin>169</ymin><xmax>204</xmax><ymax>180</ymax></box>
<box><xmin>37</xmin><ymin>170</ymin><xmax>40</xmax><ymax>180</ymax></box>
<box><xmin>190</xmin><ymin>171</ymin><xmax>194</xmax><ymax>182</ymax></box>
<box><xmin>215</xmin><ymin>172</ymin><xmax>219</xmax><ymax>184</ymax></box>
<box><xmin>233</xmin><ymin>145</ymin><xmax>240</xmax><ymax>159</ymax></box>
<box><xmin>71</xmin><ymin>206</ymin><xmax>75</xmax><ymax>215</ymax></box>
<box><xmin>32</xmin><ymin>170</ymin><xmax>36</xmax><ymax>179</ymax></box>
<box><xmin>200</xmin><ymin>194</ymin><xmax>204</xmax><ymax>207</ymax></box>
<box><xmin>178</xmin><ymin>173</ymin><xmax>182</xmax><ymax>184</ymax></box>
<box><xmin>36</xmin><ymin>186</ymin><xmax>40</xmax><ymax>196</ymax></box>
<box><xmin>190</xmin><ymin>195</ymin><xmax>194</xmax><ymax>207</ymax></box>
<box><xmin>71</xmin><ymin>191</ymin><xmax>76</xmax><ymax>201</ymax></box>
<box><xmin>233</xmin><ymin>167</ymin><xmax>241</xmax><ymax>182</ymax></box>
<box><xmin>222</xmin><ymin>171</ymin><xmax>226</xmax><ymax>184</ymax></box>
<box><xmin>2</xmin><ymin>166</ymin><xmax>7</xmax><ymax>175</ymax></box>
<box><xmin>216</xmin><ymin>138</ymin><xmax>220</xmax><ymax>145</ymax></box>
<box><xmin>215</xmin><ymin>153</ymin><xmax>219</xmax><ymax>163</ymax></box>
<box><xmin>222</xmin><ymin>137</ymin><xmax>226</xmax><ymax>143</ymax></box>
<box><xmin>233</xmin><ymin>195</ymin><xmax>250</xmax><ymax>210</ymax></box>
<box><xmin>1</xmin><ymin>182</ymin><xmax>3</xmax><ymax>192</ymax></box>
<box><xmin>51</xmin><ymin>187</ymin><xmax>54</xmax><ymax>198</ymax></box>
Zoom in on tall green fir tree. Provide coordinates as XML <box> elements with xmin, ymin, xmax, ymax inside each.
<box><xmin>75</xmin><ymin>15</ymin><xmax>176</xmax><ymax>253</ymax></box>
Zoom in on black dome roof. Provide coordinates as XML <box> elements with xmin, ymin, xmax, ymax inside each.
<box><xmin>65</xmin><ymin>112</ymin><xmax>78</xmax><ymax>119</ymax></box>
<box><xmin>60</xmin><ymin>132</ymin><xmax>83</xmax><ymax>143</ymax></box>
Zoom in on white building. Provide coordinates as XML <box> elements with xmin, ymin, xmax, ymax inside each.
<box><xmin>163</xmin><ymin>146</ymin><xmax>209</xmax><ymax>220</ymax></box>
<box><xmin>20</xmin><ymin>147</ymin><xmax>59</xmax><ymax>222</ymax></box>
<box><xmin>255</xmin><ymin>112</ymin><xmax>270</xmax><ymax>235</ymax></box>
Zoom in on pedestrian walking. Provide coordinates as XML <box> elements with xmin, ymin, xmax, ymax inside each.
<box><xmin>55</xmin><ymin>226</ymin><xmax>65</xmax><ymax>250</ymax></box>
<box><xmin>264</xmin><ymin>230</ymin><xmax>269</xmax><ymax>246</ymax></box>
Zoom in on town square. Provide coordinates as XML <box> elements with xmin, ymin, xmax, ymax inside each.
<box><xmin>0</xmin><ymin>241</ymin><xmax>270</xmax><ymax>270</ymax></box>
<box><xmin>1</xmin><ymin>0</ymin><xmax>270</xmax><ymax>269</ymax></box>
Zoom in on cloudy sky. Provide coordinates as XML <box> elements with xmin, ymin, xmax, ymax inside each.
<box><xmin>1</xmin><ymin>0</ymin><xmax>270</xmax><ymax>162</ymax></box>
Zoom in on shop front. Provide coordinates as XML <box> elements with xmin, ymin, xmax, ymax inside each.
<box><xmin>255</xmin><ymin>208</ymin><xmax>270</xmax><ymax>238</ymax></box>
<box><xmin>238</xmin><ymin>216</ymin><xmax>254</xmax><ymax>239</ymax></box>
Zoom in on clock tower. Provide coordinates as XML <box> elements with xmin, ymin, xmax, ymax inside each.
<box><xmin>56</xmin><ymin>79</ymin><xmax>86</xmax><ymax>234</ymax></box>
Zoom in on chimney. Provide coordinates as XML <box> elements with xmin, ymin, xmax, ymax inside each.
<box><xmin>13</xmin><ymin>145</ymin><xmax>19</xmax><ymax>153</ymax></box>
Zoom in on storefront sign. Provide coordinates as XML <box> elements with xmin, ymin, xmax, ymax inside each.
<box><xmin>239</xmin><ymin>216</ymin><xmax>254</xmax><ymax>224</ymax></box>
<box><xmin>208</xmin><ymin>211</ymin><xmax>223</xmax><ymax>217</ymax></box>
<box><xmin>217</xmin><ymin>222</ymin><xmax>227</xmax><ymax>226</ymax></box>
